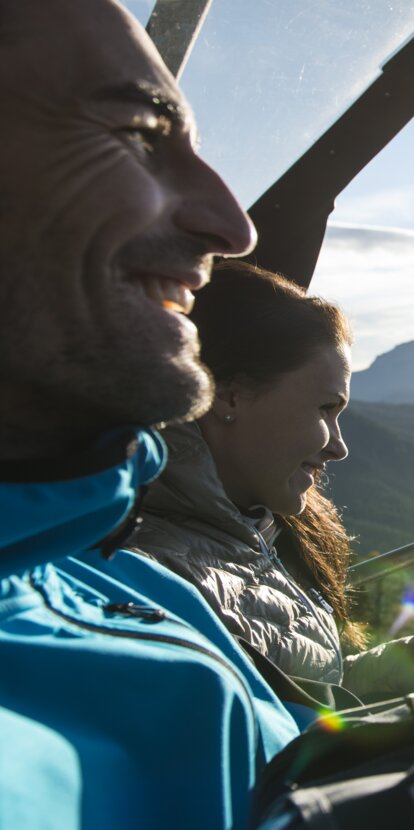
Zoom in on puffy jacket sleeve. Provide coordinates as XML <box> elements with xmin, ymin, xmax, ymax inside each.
<box><xmin>343</xmin><ymin>635</ymin><xmax>414</xmax><ymax>699</ymax></box>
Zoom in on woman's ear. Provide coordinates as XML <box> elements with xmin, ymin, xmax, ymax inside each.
<box><xmin>210</xmin><ymin>381</ymin><xmax>244</xmax><ymax>424</ymax></box>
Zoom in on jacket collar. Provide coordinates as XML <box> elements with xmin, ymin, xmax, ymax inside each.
<box><xmin>241</xmin><ymin>505</ymin><xmax>281</xmax><ymax>550</ymax></box>
<box><xmin>0</xmin><ymin>427</ymin><xmax>166</xmax><ymax>578</ymax></box>
<box><xmin>143</xmin><ymin>422</ymin><xmax>266</xmax><ymax>551</ymax></box>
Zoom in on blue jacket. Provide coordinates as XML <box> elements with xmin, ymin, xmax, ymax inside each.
<box><xmin>0</xmin><ymin>428</ymin><xmax>300</xmax><ymax>830</ymax></box>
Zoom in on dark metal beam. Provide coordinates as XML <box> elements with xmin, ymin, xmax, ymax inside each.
<box><xmin>248</xmin><ymin>36</ymin><xmax>414</xmax><ymax>288</ymax></box>
<box><xmin>146</xmin><ymin>0</ymin><xmax>213</xmax><ymax>79</ymax></box>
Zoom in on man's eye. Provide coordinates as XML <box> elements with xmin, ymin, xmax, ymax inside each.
<box><xmin>115</xmin><ymin>126</ymin><xmax>158</xmax><ymax>154</ymax></box>
<box><xmin>115</xmin><ymin>116</ymin><xmax>172</xmax><ymax>155</ymax></box>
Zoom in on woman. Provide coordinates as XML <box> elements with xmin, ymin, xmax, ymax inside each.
<box><xmin>129</xmin><ymin>261</ymin><xmax>414</xmax><ymax>700</ymax></box>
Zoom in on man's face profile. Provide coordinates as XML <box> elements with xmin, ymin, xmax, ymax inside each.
<box><xmin>0</xmin><ymin>0</ymin><xmax>255</xmax><ymax>456</ymax></box>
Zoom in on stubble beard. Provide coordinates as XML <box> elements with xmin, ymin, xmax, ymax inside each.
<box><xmin>0</xmin><ymin>232</ymin><xmax>217</xmax><ymax>447</ymax></box>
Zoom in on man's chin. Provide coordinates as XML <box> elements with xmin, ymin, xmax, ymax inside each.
<box><xmin>132</xmin><ymin>355</ymin><xmax>213</xmax><ymax>430</ymax></box>
<box><xmin>160</xmin><ymin>362</ymin><xmax>215</xmax><ymax>427</ymax></box>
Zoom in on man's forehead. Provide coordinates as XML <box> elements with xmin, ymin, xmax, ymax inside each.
<box><xmin>0</xmin><ymin>0</ymin><xmax>190</xmax><ymax>118</ymax></box>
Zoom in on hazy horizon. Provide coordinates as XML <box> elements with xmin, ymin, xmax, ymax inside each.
<box><xmin>312</xmin><ymin>220</ymin><xmax>414</xmax><ymax>371</ymax></box>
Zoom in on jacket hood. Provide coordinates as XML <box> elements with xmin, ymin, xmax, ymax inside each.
<box><xmin>143</xmin><ymin>422</ymin><xmax>264</xmax><ymax>551</ymax></box>
<box><xmin>0</xmin><ymin>427</ymin><xmax>166</xmax><ymax>578</ymax></box>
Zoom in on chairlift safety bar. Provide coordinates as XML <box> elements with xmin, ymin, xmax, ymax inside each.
<box><xmin>146</xmin><ymin>0</ymin><xmax>214</xmax><ymax>79</ymax></box>
<box><xmin>349</xmin><ymin>540</ymin><xmax>414</xmax><ymax>586</ymax></box>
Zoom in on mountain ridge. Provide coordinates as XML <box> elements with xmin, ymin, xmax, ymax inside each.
<box><xmin>327</xmin><ymin>401</ymin><xmax>414</xmax><ymax>556</ymax></box>
<box><xmin>352</xmin><ymin>340</ymin><xmax>414</xmax><ymax>403</ymax></box>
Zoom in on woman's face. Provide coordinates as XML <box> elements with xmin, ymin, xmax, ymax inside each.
<box><xmin>206</xmin><ymin>344</ymin><xmax>351</xmax><ymax>515</ymax></box>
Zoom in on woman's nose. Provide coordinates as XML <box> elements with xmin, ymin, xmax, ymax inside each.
<box><xmin>326</xmin><ymin>425</ymin><xmax>348</xmax><ymax>462</ymax></box>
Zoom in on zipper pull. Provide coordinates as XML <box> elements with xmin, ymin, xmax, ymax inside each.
<box><xmin>270</xmin><ymin>548</ymin><xmax>289</xmax><ymax>575</ymax></box>
<box><xmin>105</xmin><ymin>602</ymin><xmax>166</xmax><ymax>622</ymax></box>
<box><xmin>270</xmin><ymin>547</ymin><xmax>280</xmax><ymax>563</ymax></box>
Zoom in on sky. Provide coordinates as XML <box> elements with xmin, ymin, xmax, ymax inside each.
<box><xmin>125</xmin><ymin>0</ymin><xmax>414</xmax><ymax>371</ymax></box>
<box><xmin>311</xmin><ymin>118</ymin><xmax>414</xmax><ymax>371</ymax></box>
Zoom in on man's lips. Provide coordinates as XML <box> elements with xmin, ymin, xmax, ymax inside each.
<box><xmin>141</xmin><ymin>274</ymin><xmax>195</xmax><ymax>314</ymax></box>
<box><xmin>114</xmin><ymin>231</ymin><xmax>212</xmax><ymax>311</ymax></box>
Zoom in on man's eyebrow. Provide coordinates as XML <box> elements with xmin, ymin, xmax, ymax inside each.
<box><xmin>89</xmin><ymin>81</ymin><xmax>184</xmax><ymax>125</ymax></box>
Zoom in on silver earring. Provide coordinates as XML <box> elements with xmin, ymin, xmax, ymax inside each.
<box><xmin>224</xmin><ymin>414</ymin><xmax>234</xmax><ymax>423</ymax></box>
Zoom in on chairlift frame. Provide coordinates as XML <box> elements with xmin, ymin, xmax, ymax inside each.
<box><xmin>148</xmin><ymin>2</ymin><xmax>414</xmax><ymax>288</ymax></box>
<box><xmin>146</xmin><ymin>0</ymin><xmax>213</xmax><ymax>79</ymax></box>
<box><xmin>349</xmin><ymin>541</ymin><xmax>414</xmax><ymax>587</ymax></box>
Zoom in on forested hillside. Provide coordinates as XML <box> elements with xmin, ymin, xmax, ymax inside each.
<box><xmin>327</xmin><ymin>401</ymin><xmax>414</xmax><ymax>557</ymax></box>
<box><xmin>326</xmin><ymin>401</ymin><xmax>414</xmax><ymax>642</ymax></box>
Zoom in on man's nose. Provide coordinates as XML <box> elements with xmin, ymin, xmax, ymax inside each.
<box><xmin>173</xmin><ymin>155</ymin><xmax>257</xmax><ymax>257</ymax></box>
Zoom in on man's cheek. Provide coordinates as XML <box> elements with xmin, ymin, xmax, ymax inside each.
<box><xmin>69</xmin><ymin>141</ymin><xmax>167</xmax><ymax>228</ymax></box>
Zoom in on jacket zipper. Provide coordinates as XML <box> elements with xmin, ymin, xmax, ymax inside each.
<box><xmin>30</xmin><ymin>576</ymin><xmax>257</xmax><ymax>727</ymax></box>
<box><xmin>255</xmin><ymin>530</ymin><xmax>343</xmax><ymax>678</ymax></box>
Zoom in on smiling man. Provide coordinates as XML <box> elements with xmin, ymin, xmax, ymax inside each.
<box><xmin>0</xmin><ymin>0</ymin><xmax>255</xmax><ymax>451</ymax></box>
<box><xmin>0</xmin><ymin>2</ymin><xmax>299</xmax><ymax>829</ymax></box>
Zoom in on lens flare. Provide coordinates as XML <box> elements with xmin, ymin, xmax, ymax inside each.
<box><xmin>389</xmin><ymin>585</ymin><xmax>414</xmax><ymax>636</ymax></box>
<box><xmin>317</xmin><ymin>708</ymin><xmax>346</xmax><ymax>732</ymax></box>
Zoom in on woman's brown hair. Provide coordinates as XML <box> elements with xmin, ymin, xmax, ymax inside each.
<box><xmin>280</xmin><ymin>488</ymin><xmax>366</xmax><ymax>649</ymax></box>
<box><xmin>190</xmin><ymin>259</ymin><xmax>352</xmax><ymax>388</ymax></box>
<box><xmin>190</xmin><ymin>260</ymin><xmax>366</xmax><ymax>648</ymax></box>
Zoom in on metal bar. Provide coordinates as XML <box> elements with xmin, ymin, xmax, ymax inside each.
<box><xmin>349</xmin><ymin>540</ymin><xmax>414</xmax><ymax>586</ymax></box>
<box><xmin>146</xmin><ymin>0</ymin><xmax>213</xmax><ymax>79</ymax></box>
<box><xmin>248</xmin><ymin>35</ymin><xmax>414</xmax><ymax>287</ymax></box>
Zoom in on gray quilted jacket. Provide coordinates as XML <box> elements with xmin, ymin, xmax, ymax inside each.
<box><xmin>130</xmin><ymin>422</ymin><xmax>414</xmax><ymax>698</ymax></box>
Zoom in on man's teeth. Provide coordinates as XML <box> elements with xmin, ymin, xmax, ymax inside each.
<box><xmin>143</xmin><ymin>275</ymin><xmax>195</xmax><ymax>314</ymax></box>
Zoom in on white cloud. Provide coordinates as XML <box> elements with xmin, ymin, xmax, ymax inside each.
<box><xmin>311</xmin><ymin>223</ymin><xmax>414</xmax><ymax>370</ymax></box>
<box><xmin>334</xmin><ymin>186</ymin><xmax>414</xmax><ymax>230</ymax></box>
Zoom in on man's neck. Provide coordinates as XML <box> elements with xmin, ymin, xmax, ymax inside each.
<box><xmin>0</xmin><ymin>422</ymin><xmax>97</xmax><ymax>460</ymax></box>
